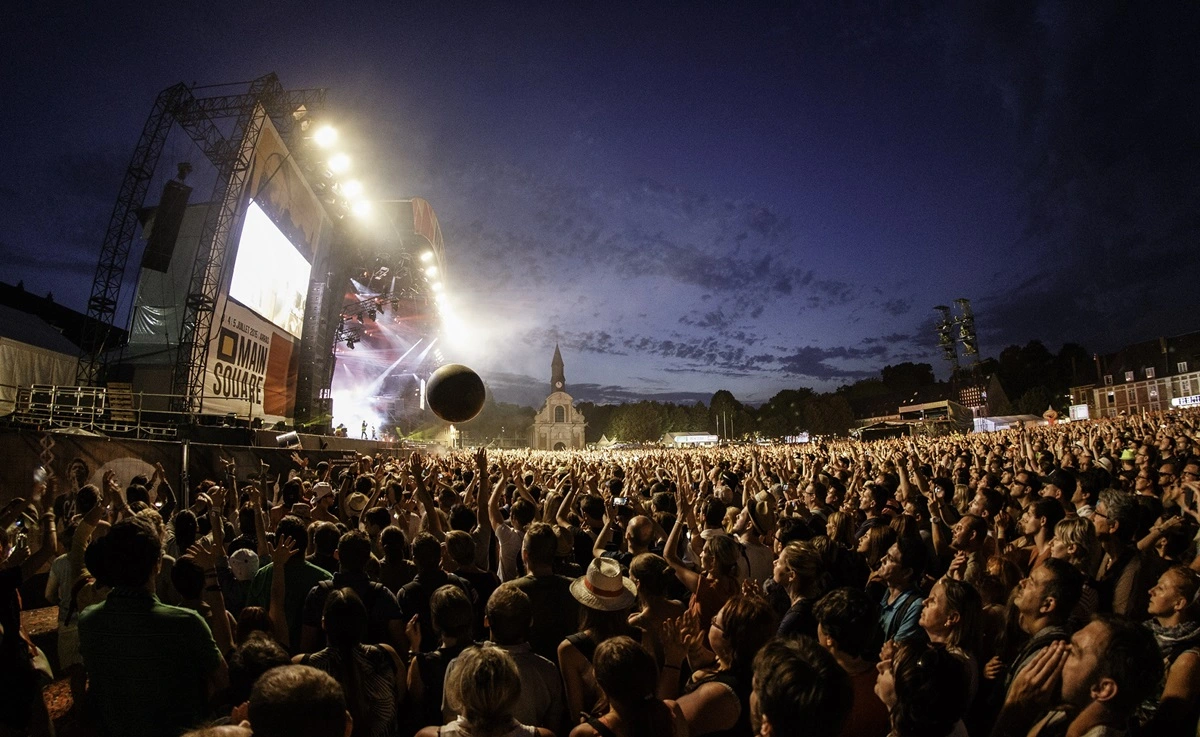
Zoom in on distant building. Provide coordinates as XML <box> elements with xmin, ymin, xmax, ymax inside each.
<box><xmin>661</xmin><ymin>431</ymin><xmax>718</xmax><ymax>447</ymax></box>
<box><xmin>852</xmin><ymin>373</ymin><xmax>1011</xmax><ymax>429</ymax></box>
<box><xmin>529</xmin><ymin>345</ymin><xmax>586</xmax><ymax>450</ymax></box>
<box><xmin>1070</xmin><ymin>332</ymin><xmax>1200</xmax><ymax>417</ymax></box>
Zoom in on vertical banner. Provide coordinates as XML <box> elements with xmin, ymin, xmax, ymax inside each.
<box><xmin>200</xmin><ymin>117</ymin><xmax>332</xmax><ymax>424</ymax></box>
<box><xmin>205</xmin><ymin>299</ymin><xmax>302</xmax><ymax>424</ymax></box>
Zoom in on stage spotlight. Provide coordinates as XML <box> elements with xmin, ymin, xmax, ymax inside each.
<box><xmin>329</xmin><ymin>153</ymin><xmax>350</xmax><ymax>173</ymax></box>
<box><xmin>341</xmin><ymin>180</ymin><xmax>363</xmax><ymax>198</ymax></box>
<box><xmin>351</xmin><ymin>200</ymin><xmax>372</xmax><ymax>217</ymax></box>
<box><xmin>314</xmin><ymin>126</ymin><xmax>337</xmax><ymax>147</ymax></box>
<box><xmin>346</xmin><ymin>337</ymin><xmax>357</xmax><ymax>349</ymax></box>
<box><xmin>367</xmin><ymin>308</ymin><xmax>377</xmax><ymax>321</ymax></box>
<box><xmin>420</xmin><ymin>251</ymin><xmax>434</xmax><ymax>262</ymax></box>
<box><xmin>431</xmin><ymin>282</ymin><xmax>444</xmax><ymax>292</ymax></box>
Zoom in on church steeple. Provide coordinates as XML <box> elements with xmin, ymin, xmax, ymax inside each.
<box><xmin>551</xmin><ymin>344</ymin><xmax>565</xmax><ymax>393</ymax></box>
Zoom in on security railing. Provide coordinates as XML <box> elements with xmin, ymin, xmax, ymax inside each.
<box><xmin>1</xmin><ymin>382</ymin><xmax>202</xmax><ymax>439</ymax></box>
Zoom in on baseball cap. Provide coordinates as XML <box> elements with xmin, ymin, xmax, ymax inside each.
<box><xmin>229</xmin><ymin>548</ymin><xmax>260</xmax><ymax>582</ymax></box>
<box><xmin>312</xmin><ymin>482</ymin><xmax>334</xmax><ymax>501</ymax></box>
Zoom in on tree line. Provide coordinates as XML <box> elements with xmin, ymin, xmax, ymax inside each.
<box><xmin>412</xmin><ymin>339</ymin><xmax>1090</xmax><ymax>444</ymax></box>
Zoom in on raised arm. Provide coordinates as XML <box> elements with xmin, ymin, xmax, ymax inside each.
<box><xmin>662</xmin><ymin>504</ymin><xmax>700</xmax><ymax>593</ymax></box>
<box><xmin>473</xmin><ymin>448</ymin><xmax>492</xmax><ymax>533</ymax></box>
<box><xmin>592</xmin><ymin>497</ymin><xmax>619</xmax><ymax>560</ymax></box>
<box><xmin>488</xmin><ymin>468</ymin><xmax>507</xmax><ymax>531</ymax></box>
<box><xmin>266</xmin><ymin>535</ymin><xmax>296</xmax><ymax>649</ymax></box>
<box><xmin>190</xmin><ymin>539</ymin><xmax>234</xmax><ymax>656</ymax></box>
<box><xmin>410</xmin><ymin>452</ymin><xmax>444</xmax><ymax>541</ymax></box>
<box><xmin>556</xmin><ymin>473</ymin><xmax>580</xmax><ymax>530</ymax></box>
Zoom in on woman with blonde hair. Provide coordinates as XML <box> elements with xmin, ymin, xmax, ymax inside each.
<box><xmin>663</xmin><ymin>495</ymin><xmax>741</xmax><ymax>633</ymax></box>
<box><xmin>1048</xmin><ymin>516</ymin><xmax>1100</xmax><ymax>622</ymax></box>
<box><xmin>918</xmin><ymin>577</ymin><xmax>983</xmax><ymax>706</ymax></box>
<box><xmin>825</xmin><ymin>510</ymin><xmax>856</xmax><ymax>549</ymax></box>
<box><xmin>417</xmin><ymin>644</ymin><xmax>554</xmax><ymax>737</ymax></box>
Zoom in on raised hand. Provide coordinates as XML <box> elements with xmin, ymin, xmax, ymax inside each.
<box><xmin>268</xmin><ymin>535</ymin><xmax>298</xmax><ymax>568</ymax></box>
<box><xmin>1005</xmin><ymin>640</ymin><xmax>1067</xmax><ymax>705</ymax></box>
<box><xmin>739</xmin><ymin>578</ymin><xmax>764</xmax><ymax>600</ymax></box>
<box><xmin>210</xmin><ymin>485</ymin><xmax>227</xmax><ymax>512</ymax></box>
<box><xmin>660</xmin><ymin>616</ymin><xmax>688</xmax><ymax>665</ymax></box>
<box><xmin>187</xmin><ymin>539</ymin><xmax>218</xmax><ymax>570</ymax></box>
<box><xmin>405</xmin><ymin>614</ymin><xmax>422</xmax><ymax>654</ymax></box>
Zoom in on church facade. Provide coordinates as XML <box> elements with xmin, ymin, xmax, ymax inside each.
<box><xmin>529</xmin><ymin>345</ymin><xmax>587</xmax><ymax>450</ymax></box>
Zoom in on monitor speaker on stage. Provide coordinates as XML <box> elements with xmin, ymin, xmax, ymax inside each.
<box><xmin>275</xmin><ymin>431</ymin><xmax>301</xmax><ymax>449</ymax></box>
<box><xmin>143</xmin><ymin>179</ymin><xmax>192</xmax><ymax>272</ymax></box>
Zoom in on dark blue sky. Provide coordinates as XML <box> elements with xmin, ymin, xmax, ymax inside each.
<box><xmin>3</xmin><ymin>2</ymin><xmax>1198</xmax><ymax>406</ymax></box>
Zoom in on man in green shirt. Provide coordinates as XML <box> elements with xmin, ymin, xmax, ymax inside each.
<box><xmin>78</xmin><ymin>516</ymin><xmax>226</xmax><ymax>737</ymax></box>
<box><xmin>246</xmin><ymin>514</ymin><xmax>332</xmax><ymax>647</ymax></box>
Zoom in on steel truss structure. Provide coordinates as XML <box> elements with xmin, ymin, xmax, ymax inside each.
<box><xmin>77</xmin><ymin>74</ymin><xmax>327</xmax><ymax>418</ymax></box>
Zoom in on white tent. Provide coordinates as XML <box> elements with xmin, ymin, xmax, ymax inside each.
<box><xmin>0</xmin><ymin>305</ymin><xmax>79</xmax><ymax>416</ymax></box>
<box><xmin>973</xmin><ymin>414</ymin><xmax>1044</xmax><ymax>432</ymax></box>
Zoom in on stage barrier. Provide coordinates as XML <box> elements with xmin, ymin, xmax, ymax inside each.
<box><xmin>0</xmin><ymin>427</ymin><xmax>361</xmax><ymax>510</ymax></box>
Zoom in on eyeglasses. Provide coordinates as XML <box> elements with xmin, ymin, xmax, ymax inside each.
<box><xmin>1093</xmin><ymin>510</ymin><xmax>1109</xmax><ymax>520</ymax></box>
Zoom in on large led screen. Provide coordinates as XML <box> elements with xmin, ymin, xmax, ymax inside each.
<box><xmin>229</xmin><ymin>200</ymin><xmax>311</xmax><ymax>337</ymax></box>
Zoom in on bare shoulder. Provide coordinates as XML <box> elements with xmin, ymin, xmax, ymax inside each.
<box><xmin>568</xmin><ymin>723</ymin><xmax>596</xmax><ymax>737</ymax></box>
<box><xmin>1171</xmin><ymin>650</ymin><xmax>1200</xmax><ymax>672</ymax></box>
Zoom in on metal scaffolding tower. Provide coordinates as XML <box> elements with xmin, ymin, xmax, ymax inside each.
<box><xmin>77</xmin><ymin>74</ymin><xmax>327</xmax><ymax>418</ymax></box>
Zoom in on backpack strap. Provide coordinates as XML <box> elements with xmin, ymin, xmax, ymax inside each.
<box><xmin>887</xmin><ymin>591</ymin><xmax>922</xmax><ymax>640</ymax></box>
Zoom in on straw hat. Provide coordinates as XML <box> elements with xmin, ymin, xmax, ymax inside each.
<box><xmin>570</xmin><ymin>557</ymin><xmax>637</xmax><ymax>611</ymax></box>
<box><xmin>289</xmin><ymin>502</ymin><xmax>313</xmax><ymax>520</ymax></box>
<box><xmin>346</xmin><ymin>492</ymin><xmax>369</xmax><ymax>515</ymax></box>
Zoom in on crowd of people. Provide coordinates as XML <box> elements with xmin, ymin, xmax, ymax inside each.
<box><xmin>3</xmin><ymin>408</ymin><xmax>1200</xmax><ymax>737</ymax></box>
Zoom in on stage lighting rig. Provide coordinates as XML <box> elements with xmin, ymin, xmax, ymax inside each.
<box><xmin>328</xmin><ymin>153</ymin><xmax>350</xmax><ymax>173</ymax></box>
<box><xmin>313</xmin><ymin>125</ymin><xmax>337</xmax><ymax>147</ymax></box>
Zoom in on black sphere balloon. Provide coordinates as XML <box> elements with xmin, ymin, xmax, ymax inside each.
<box><xmin>426</xmin><ymin>364</ymin><xmax>486</xmax><ymax>423</ymax></box>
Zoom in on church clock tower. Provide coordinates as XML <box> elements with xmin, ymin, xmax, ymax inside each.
<box><xmin>551</xmin><ymin>343</ymin><xmax>565</xmax><ymax>393</ymax></box>
<box><xmin>531</xmin><ymin>344</ymin><xmax>586</xmax><ymax>450</ymax></box>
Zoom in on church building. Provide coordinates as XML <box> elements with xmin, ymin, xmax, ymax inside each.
<box><xmin>529</xmin><ymin>345</ymin><xmax>587</xmax><ymax>450</ymax></box>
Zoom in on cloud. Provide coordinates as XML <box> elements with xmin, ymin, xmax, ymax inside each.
<box><xmin>482</xmin><ymin>368</ymin><xmax>713</xmax><ymax>406</ymax></box>
<box><xmin>935</xmin><ymin>2</ymin><xmax>1200</xmax><ymax>353</ymax></box>
<box><xmin>774</xmin><ymin>345</ymin><xmax>888</xmax><ymax>380</ymax></box>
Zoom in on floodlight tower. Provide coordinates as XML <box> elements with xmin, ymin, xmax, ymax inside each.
<box><xmin>934</xmin><ymin>305</ymin><xmax>960</xmax><ymax>372</ymax></box>
<box><xmin>955</xmin><ymin>298</ymin><xmax>979</xmax><ymax>365</ymax></box>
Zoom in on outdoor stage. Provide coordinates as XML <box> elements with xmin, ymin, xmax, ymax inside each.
<box><xmin>60</xmin><ymin>73</ymin><xmax>452</xmax><ymax>447</ymax></box>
